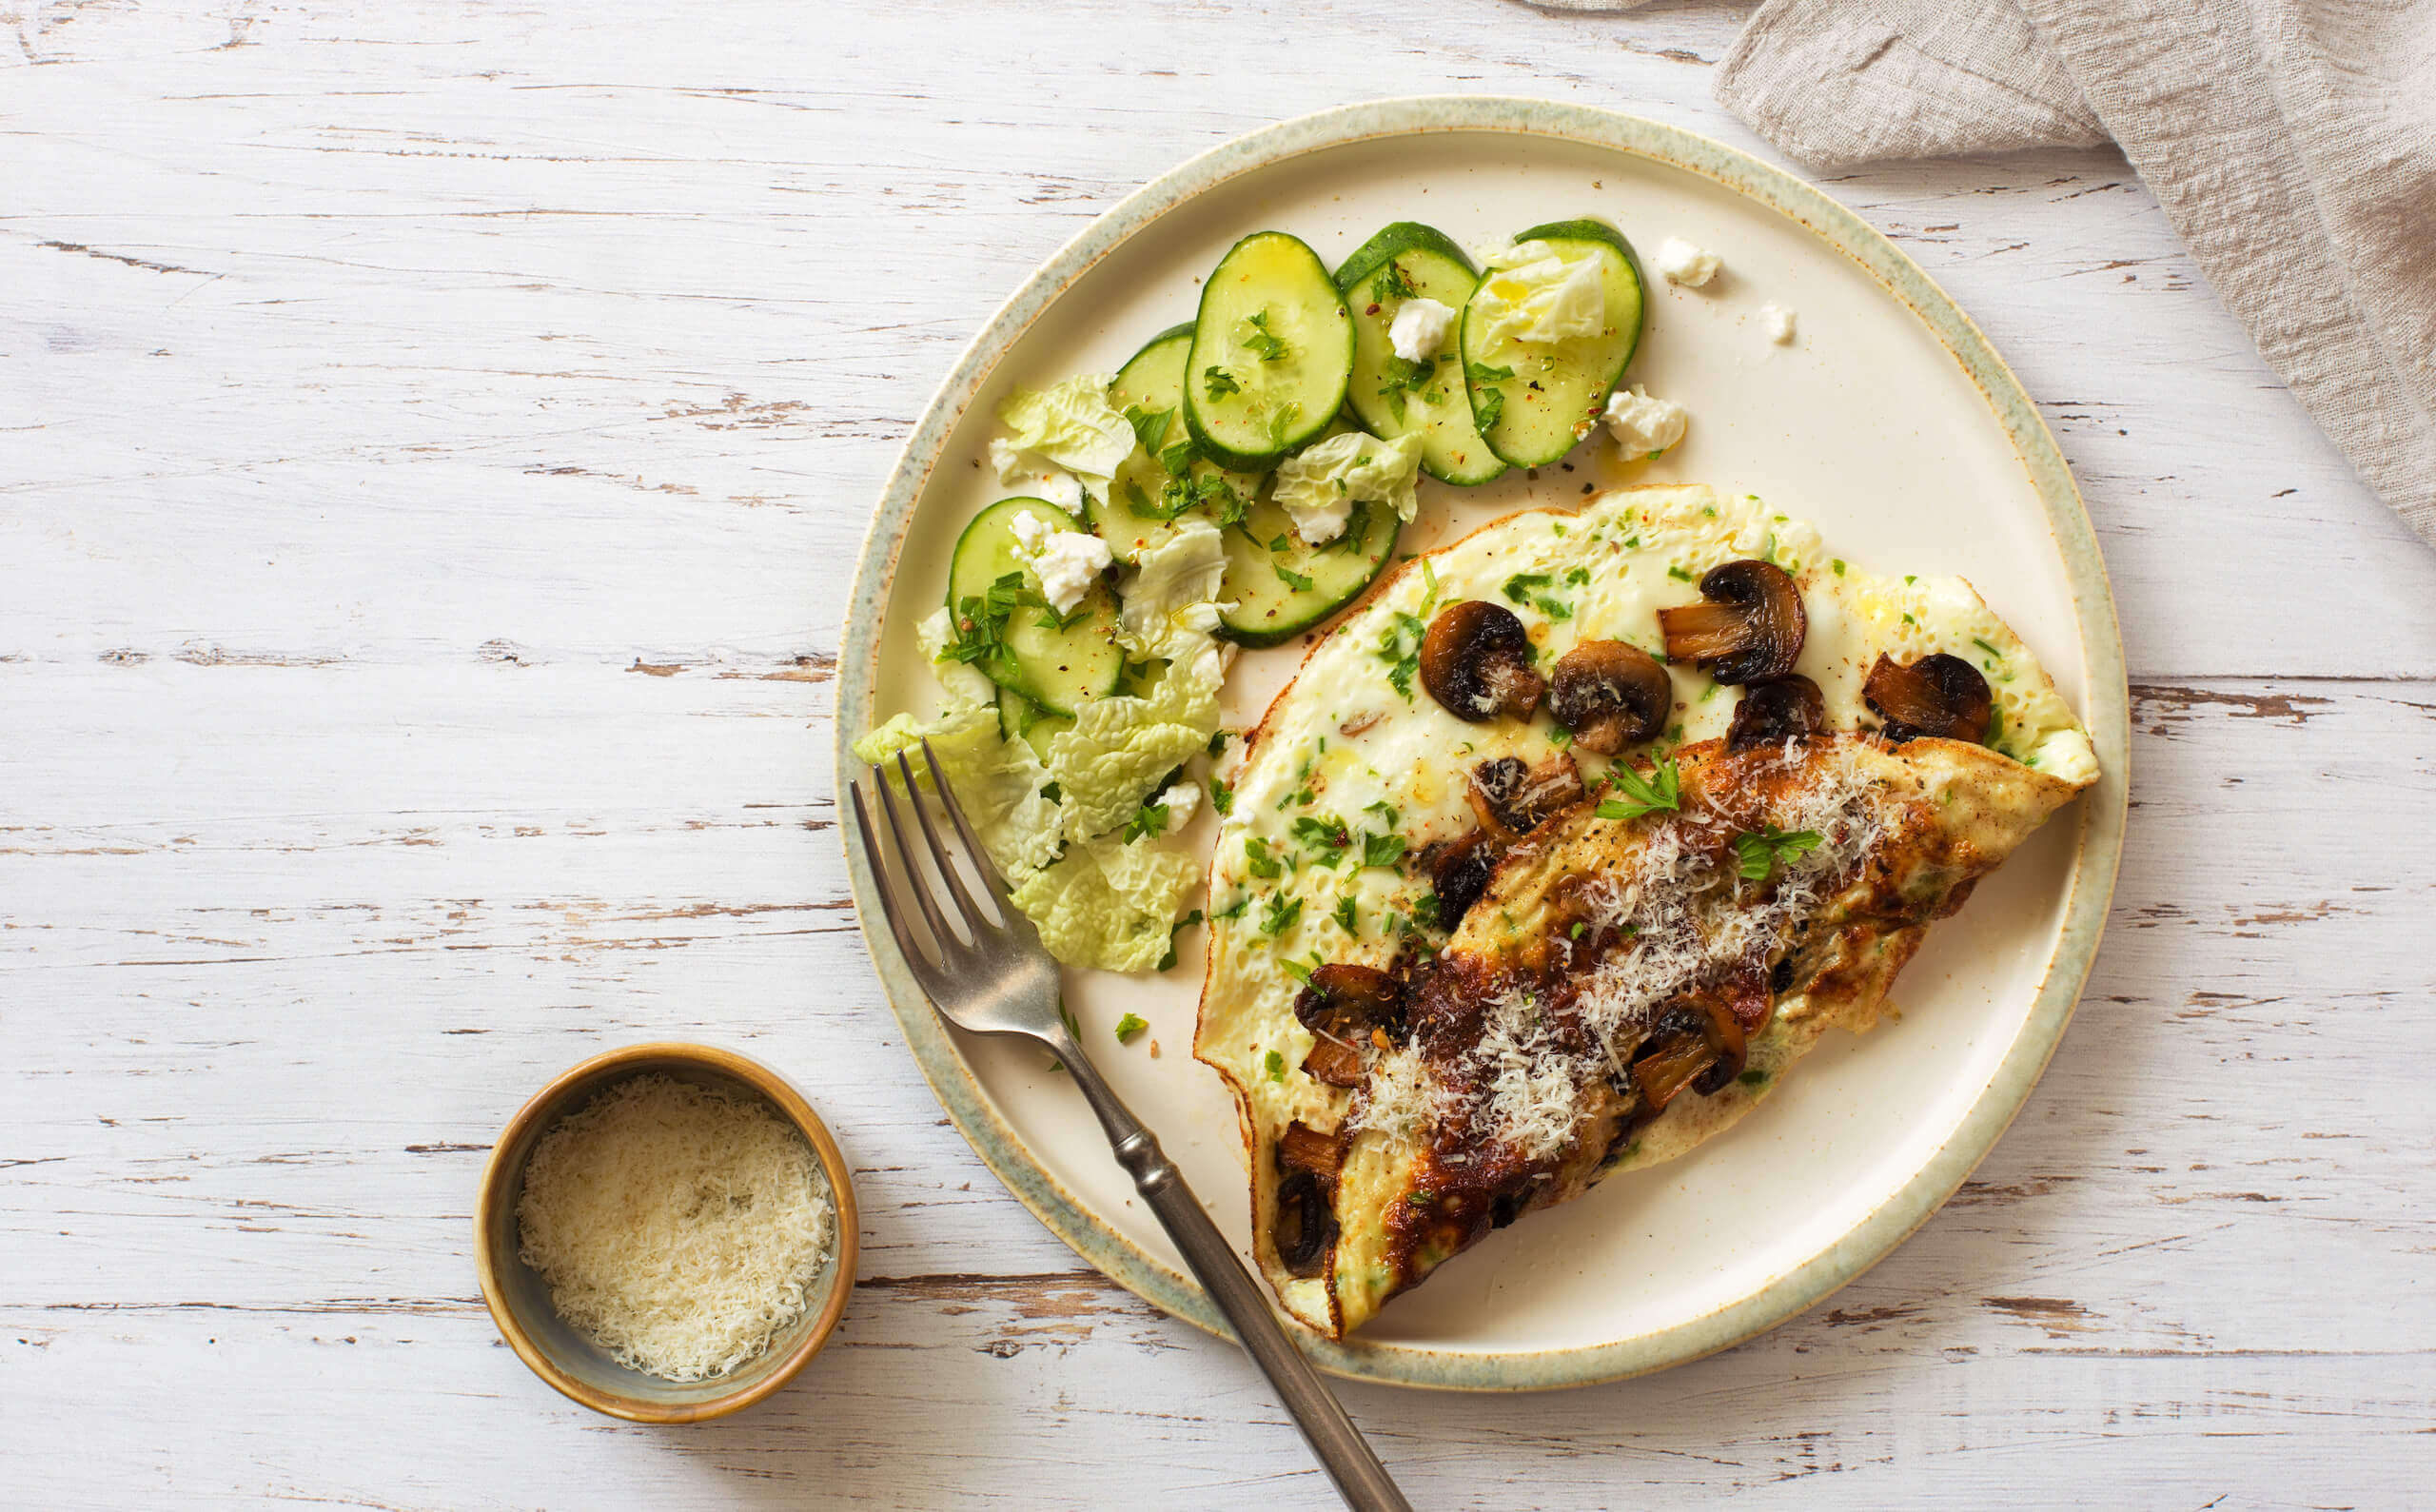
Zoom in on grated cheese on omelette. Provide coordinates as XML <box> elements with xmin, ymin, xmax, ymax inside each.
<box><xmin>1461</xmin><ymin>746</ymin><xmax>1891</xmax><ymax>1160</ymax></box>
<box><xmin>516</xmin><ymin>1073</ymin><xmax>834</xmax><ymax>1382</ymax></box>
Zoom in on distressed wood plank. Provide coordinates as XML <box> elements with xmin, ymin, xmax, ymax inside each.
<box><xmin>6</xmin><ymin>0</ymin><xmax>2434</xmax><ymax>1503</ymax></box>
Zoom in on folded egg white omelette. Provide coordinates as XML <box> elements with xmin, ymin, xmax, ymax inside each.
<box><xmin>1195</xmin><ymin>484</ymin><xmax>2098</xmax><ymax>1338</ymax></box>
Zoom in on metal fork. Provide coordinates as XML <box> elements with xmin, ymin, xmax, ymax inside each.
<box><xmin>850</xmin><ymin>742</ymin><xmax>1411</xmax><ymax>1512</ymax></box>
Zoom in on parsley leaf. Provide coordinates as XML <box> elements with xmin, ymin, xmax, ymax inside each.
<box><xmin>1464</xmin><ymin>360</ymin><xmax>1516</xmax><ymax>383</ymax></box>
<box><xmin>1733</xmin><ymin>825</ymin><xmax>1823</xmax><ymax>882</ymax></box>
<box><xmin>1259</xmin><ymin>893</ymin><xmax>1303</xmax><ymax>936</ymax></box>
<box><xmin>1240</xmin><ymin>309</ymin><xmax>1288</xmax><ymax>363</ymax></box>
<box><xmin>1243</xmin><ymin>836</ymin><xmax>1282</xmax><ymax>879</ymax></box>
<box><xmin>1374</xmin><ymin>610</ymin><xmax>1427</xmax><ymax>699</ymax></box>
<box><xmin>940</xmin><ymin>570</ymin><xmax>1048</xmax><ymax>682</ymax></box>
<box><xmin>1290</xmin><ymin>815</ymin><xmax>1352</xmax><ymax>865</ymax></box>
<box><xmin>1209</xmin><ymin>779</ymin><xmax>1234</xmax><ymax>816</ymax></box>
<box><xmin>1332</xmin><ymin>895</ymin><xmax>1358</xmax><ymax>934</ymax></box>
<box><xmin>1159</xmin><ymin>437</ymin><xmax>1200</xmax><ymax>476</ymax></box>
<box><xmin>1122</xmin><ymin>798</ymin><xmax>1170</xmax><ymax>843</ymax></box>
<box><xmin>1274</xmin><ymin>561</ymin><xmax>1315</xmax><ymax>593</ymax></box>
<box><xmin>1370</xmin><ymin>260</ymin><xmax>1418</xmax><ymax>303</ymax></box>
<box><xmin>1594</xmin><ymin>758</ymin><xmax>1682</xmax><ymax>822</ymax></box>
<box><xmin>1471</xmin><ymin>386</ymin><xmax>1505</xmax><ymax>433</ymax></box>
<box><xmin>1361</xmin><ymin>830</ymin><xmax>1407</xmax><ymax>869</ymax></box>
<box><xmin>1122</xmin><ymin>403</ymin><xmax>1173</xmax><ymax>455</ymax></box>
<box><xmin>1265</xmin><ymin>1049</ymin><xmax>1287</xmax><ymax>1082</ymax></box>
<box><xmin>1203</xmin><ymin>366</ymin><xmax>1241</xmax><ymax>400</ymax></box>
<box><xmin>1265</xmin><ymin>402</ymin><xmax>1301</xmax><ymax>448</ymax></box>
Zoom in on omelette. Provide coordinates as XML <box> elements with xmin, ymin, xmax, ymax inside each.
<box><xmin>1195</xmin><ymin>484</ymin><xmax>2099</xmax><ymax>1338</ymax></box>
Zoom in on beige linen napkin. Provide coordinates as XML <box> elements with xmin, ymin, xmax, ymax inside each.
<box><xmin>1552</xmin><ymin>0</ymin><xmax>2436</xmax><ymax>545</ymax></box>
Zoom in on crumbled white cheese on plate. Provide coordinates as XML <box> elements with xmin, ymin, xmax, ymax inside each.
<box><xmin>1009</xmin><ymin>508</ymin><xmax>1111</xmax><ymax>615</ymax></box>
<box><xmin>1158</xmin><ymin>780</ymin><xmax>1201</xmax><ymax>829</ymax></box>
<box><xmin>1655</xmin><ymin>236</ymin><xmax>1721</xmax><ymax>288</ymax></box>
<box><xmin>1601</xmin><ymin>384</ymin><xmax>1689</xmax><ymax>457</ymax></box>
<box><xmin>1386</xmin><ymin>296</ymin><xmax>1457</xmax><ymax>363</ymax></box>
<box><xmin>1761</xmin><ymin>304</ymin><xmax>1798</xmax><ymax>344</ymax></box>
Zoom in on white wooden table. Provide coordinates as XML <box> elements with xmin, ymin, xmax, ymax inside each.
<box><xmin>9</xmin><ymin>1</ymin><xmax>2434</xmax><ymax>1505</ymax></box>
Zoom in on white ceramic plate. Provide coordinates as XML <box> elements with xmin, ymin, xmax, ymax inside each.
<box><xmin>836</xmin><ymin>99</ymin><xmax>2129</xmax><ymax>1390</ymax></box>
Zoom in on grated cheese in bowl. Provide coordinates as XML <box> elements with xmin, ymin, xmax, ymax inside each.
<box><xmin>515</xmin><ymin>1073</ymin><xmax>835</xmax><ymax>1383</ymax></box>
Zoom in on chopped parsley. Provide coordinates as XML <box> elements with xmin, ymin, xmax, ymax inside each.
<box><xmin>1259</xmin><ymin>893</ymin><xmax>1304</xmax><ymax>935</ymax></box>
<box><xmin>1240</xmin><ymin>309</ymin><xmax>1288</xmax><ymax>363</ymax></box>
<box><xmin>941</xmin><ymin>570</ymin><xmax>1049</xmax><ymax>682</ymax></box>
<box><xmin>1115</xmin><ymin>1012</ymin><xmax>1149</xmax><ymax>1044</ymax></box>
<box><xmin>1595</xmin><ymin>757</ymin><xmax>1681</xmax><ymax>822</ymax></box>
<box><xmin>1332</xmin><ymin>895</ymin><xmax>1358</xmax><ymax>934</ymax></box>
<box><xmin>1464</xmin><ymin>359</ymin><xmax>1515</xmax><ymax>384</ymax></box>
<box><xmin>1471</xmin><ymin>385</ymin><xmax>1505</xmax><ymax>433</ymax></box>
<box><xmin>1264</xmin><ymin>1049</ymin><xmax>1287</xmax><ymax>1082</ymax></box>
<box><xmin>1209</xmin><ymin>779</ymin><xmax>1235</xmax><ymax>815</ymax></box>
<box><xmin>1375</xmin><ymin>610</ymin><xmax>1427</xmax><ymax>699</ymax></box>
<box><xmin>1274</xmin><ymin>561</ymin><xmax>1315</xmax><ymax>593</ymax></box>
<box><xmin>1733</xmin><ymin>825</ymin><xmax>1823</xmax><ymax>882</ymax></box>
<box><xmin>1361</xmin><ymin>830</ymin><xmax>1408</xmax><ymax>869</ymax></box>
<box><xmin>1370</xmin><ymin>260</ymin><xmax>1418</xmax><ymax>304</ymax></box>
<box><xmin>1121</xmin><ymin>797</ymin><xmax>1170</xmax><ymax>843</ymax></box>
<box><xmin>1502</xmin><ymin>570</ymin><xmax>1573</xmax><ymax>621</ymax></box>
<box><xmin>1290</xmin><ymin>815</ymin><xmax>1353</xmax><ymax>865</ymax></box>
<box><xmin>1666</xmin><ymin>564</ymin><xmax>1695</xmax><ymax>583</ymax></box>
<box><xmin>1243</xmin><ymin>836</ymin><xmax>1282</xmax><ymax>879</ymax></box>
<box><xmin>1203</xmin><ymin>366</ymin><xmax>1241</xmax><ymax>400</ymax></box>
<box><xmin>1265</xmin><ymin>402</ymin><xmax>1301</xmax><ymax>448</ymax></box>
<box><xmin>1121</xmin><ymin>403</ymin><xmax>1173</xmax><ymax>455</ymax></box>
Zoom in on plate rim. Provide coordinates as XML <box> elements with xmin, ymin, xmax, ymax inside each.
<box><xmin>832</xmin><ymin>95</ymin><xmax>2131</xmax><ymax>1392</ymax></box>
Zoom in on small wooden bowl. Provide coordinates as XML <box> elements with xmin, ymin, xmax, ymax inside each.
<box><xmin>474</xmin><ymin>1042</ymin><xmax>858</xmax><ymax>1423</ymax></box>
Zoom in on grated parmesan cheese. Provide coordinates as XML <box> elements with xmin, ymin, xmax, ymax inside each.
<box><xmin>516</xmin><ymin>1073</ymin><xmax>834</xmax><ymax>1382</ymax></box>
<box><xmin>1445</xmin><ymin>747</ymin><xmax>1892</xmax><ymax>1159</ymax></box>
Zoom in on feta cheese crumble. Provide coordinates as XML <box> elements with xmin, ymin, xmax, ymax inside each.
<box><xmin>1157</xmin><ymin>780</ymin><xmax>1201</xmax><ymax>829</ymax></box>
<box><xmin>1761</xmin><ymin>304</ymin><xmax>1798</xmax><ymax>344</ymax></box>
<box><xmin>1601</xmin><ymin>384</ymin><xmax>1689</xmax><ymax>456</ymax></box>
<box><xmin>1008</xmin><ymin>508</ymin><xmax>1112</xmax><ymax>615</ymax></box>
<box><xmin>1655</xmin><ymin>236</ymin><xmax>1721</xmax><ymax>288</ymax></box>
<box><xmin>1386</xmin><ymin>296</ymin><xmax>1457</xmax><ymax>362</ymax></box>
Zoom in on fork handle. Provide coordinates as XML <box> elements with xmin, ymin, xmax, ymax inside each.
<box><xmin>1055</xmin><ymin>1037</ymin><xmax>1412</xmax><ymax>1512</ymax></box>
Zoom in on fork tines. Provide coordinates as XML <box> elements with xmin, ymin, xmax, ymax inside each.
<box><xmin>850</xmin><ymin>741</ymin><xmax>1007</xmax><ymax>976</ymax></box>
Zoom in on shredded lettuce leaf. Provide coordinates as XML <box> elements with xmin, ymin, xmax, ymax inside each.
<box><xmin>1008</xmin><ymin>834</ymin><xmax>1201</xmax><ymax>972</ymax></box>
<box><xmin>1046</xmin><ymin>636</ymin><xmax>1224</xmax><ymax>841</ymax></box>
<box><xmin>1115</xmin><ymin>519</ymin><xmax>1230</xmax><ymax>658</ymax></box>
<box><xmin>853</xmin><ymin>703</ymin><xmax>1063</xmax><ymax>882</ymax></box>
<box><xmin>1270</xmin><ymin>430</ymin><xmax>1424</xmax><ymax>541</ymax></box>
<box><xmin>1473</xmin><ymin>239</ymin><xmax>1606</xmax><ymax>348</ymax></box>
<box><xmin>992</xmin><ymin>374</ymin><xmax>1135</xmax><ymax>496</ymax></box>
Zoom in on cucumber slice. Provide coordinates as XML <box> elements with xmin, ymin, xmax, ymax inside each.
<box><xmin>1460</xmin><ymin>219</ymin><xmax>1647</xmax><ymax>469</ymax></box>
<box><xmin>945</xmin><ymin>497</ymin><xmax>1124</xmax><ymax>717</ymax></box>
<box><xmin>1335</xmin><ymin>224</ymin><xmax>1506</xmax><ymax>487</ymax></box>
<box><xmin>1184</xmin><ymin>231</ymin><xmax>1354</xmax><ymax>471</ymax></box>
<box><xmin>1096</xmin><ymin>324</ymin><xmax>1267</xmax><ymax>562</ymax></box>
<box><xmin>1217</xmin><ymin>486</ymin><xmax>1400</xmax><ymax>649</ymax></box>
<box><xmin>996</xmin><ymin>683</ymin><xmax>1071</xmax><ymax>761</ymax></box>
